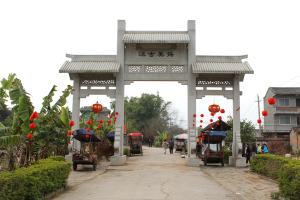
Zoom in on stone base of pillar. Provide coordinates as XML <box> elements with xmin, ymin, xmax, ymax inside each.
<box><xmin>229</xmin><ymin>156</ymin><xmax>247</xmax><ymax>167</ymax></box>
<box><xmin>64</xmin><ymin>153</ymin><xmax>72</xmax><ymax>162</ymax></box>
<box><xmin>186</xmin><ymin>156</ymin><xmax>200</xmax><ymax>167</ymax></box>
<box><xmin>110</xmin><ymin>155</ymin><xmax>127</xmax><ymax>166</ymax></box>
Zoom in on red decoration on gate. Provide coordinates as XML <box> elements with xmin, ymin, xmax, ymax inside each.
<box><xmin>209</xmin><ymin>104</ymin><xmax>220</xmax><ymax>113</ymax></box>
<box><xmin>67</xmin><ymin>130</ymin><xmax>73</xmax><ymax>136</ymax></box>
<box><xmin>218</xmin><ymin>116</ymin><xmax>222</xmax><ymax>120</ymax></box>
<box><xmin>69</xmin><ymin>120</ymin><xmax>75</xmax><ymax>127</ymax></box>
<box><xmin>268</xmin><ymin>97</ymin><xmax>276</xmax><ymax>105</ymax></box>
<box><xmin>262</xmin><ymin>110</ymin><xmax>268</xmax><ymax>117</ymax></box>
<box><xmin>209</xmin><ymin>119</ymin><xmax>213</xmax><ymax>123</ymax></box>
<box><xmin>257</xmin><ymin>119</ymin><xmax>262</xmax><ymax>124</ymax></box>
<box><xmin>26</xmin><ymin>133</ymin><xmax>33</xmax><ymax>140</ymax></box>
<box><xmin>86</xmin><ymin>119</ymin><xmax>93</xmax><ymax>125</ymax></box>
<box><xmin>92</xmin><ymin>101</ymin><xmax>103</xmax><ymax>113</ymax></box>
<box><xmin>29</xmin><ymin>122</ymin><xmax>36</xmax><ymax>130</ymax></box>
<box><xmin>200</xmin><ymin>120</ymin><xmax>203</xmax><ymax>123</ymax></box>
<box><xmin>29</xmin><ymin>111</ymin><xmax>39</xmax><ymax>121</ymax></box>
<box><xmin>220</xmin><ymin>109</ymin><xmax>225</xmax><ymax>114</ymax></box>
<box><xmin>193</xmin><ymin>114</ymin><xmax>196</xmax><ymax>118</ymax></box>
<box><xmin>200</xmin><ymin>114</ymin><xmax>204</xmax><ymax>117</ymax></box>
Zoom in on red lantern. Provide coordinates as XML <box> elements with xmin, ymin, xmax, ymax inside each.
<box><xmin>99</xmin><ymin>119</ymin><xmax>104</xmax><ymax>124</ymax></box>
<box><xmin>67</xmin><ymin>130</ymin><xmax>73</xmax><ymax>136</ymax></box>
<box><xmin>200</xmin><ymin>120</ymin><xmax>203</xmax><ymax>123</ymax></box>
<box><xmin>216</xmin><ymin>122</ymin><xmax>220</xmax><ymax>126</ymax></box>
<box><xmin>107</xmin><ymin>119</ymin><xmax>112</xmax><ymax>125</ymax></box>
<box><xmin>86</xmin><ymin>119</ymin><xmax>93</xmax><ymax>125</ymax></box>
<box><xmin>193</xmin><ymin>113</ymin><xmax>196</xmax><ymax>118</ymax></box>
<box><xmin>220</xmin><ymin>109</ymin><xmax>225</xmax><ymax>114</ymax></box>
<box><xmin>200</xmin><ymin>114</ymin><xmax>204</xmax><ymax>117</ymax></box>
<box><xmin>209</xmin><ymin>119</ymin><xmax>213</xmax><ymax>123</ymax></box>
<box><xmin>69</xmin><ymin>120</ymin><xmax>75</xmax><ymax>127</ymax></box>
<box><xmin>257</xmin><ymin>119</ymin><xmax>262</xmax><ymax>124</ymax></box>
<box><xmin>262</xmin><ymin>110</ymin><xmax>268</xmax><ymax>117</ymax></box>
<box><xmin>268</xmin><ymin>97</ymin><xmax>276</xmax><ymax>105</ymax></box>
<box><xmin>192</xmin><ymin>123</ymin><xmax>195</xmax><ymax>127</ymax></box>
<box><xmin>115</xmin><ymin>112</ymin><xmax>119</xmax><ymax>116</ymax></box>
<box><xmin>26</xmin><ymin>133</ymin><xmax>33</xmax><ymax>140</ymax></box>
<box><xmin>208</xmin><ymin>104</ymin><xmax>220</xmax><ymax>113</ymax></box>
<box><xmin>98</xmin><ymin>125</ymin><xmax>102</xmax><ymax>129</ymax></box>
<box><xmin>92</xmin><ymin>101</ymin><xmax>103</xmax><ymax>114</ymax></box>
<box><xmin>218</xmin><ymin>116</ymin><xmax>222</xmax><ymax>120</ymax></box>
<box><xmin>210</xmin><ymin>112</ymin><xmax>215</xmax><ymax>117</ymax></box>
<box><xmin>200</xmin><ymin>125</ymin><xmax>202</xmax><ymax>128</ymax></box>
<box><xmin>29</xmin><ymin>111</ymin><xmax>39</xmax><ymax>121</ymax></box>
<box><xmin>29</xmin><ymin>122</ymin><xmax>36</xmax><ymax>130</ymax></box>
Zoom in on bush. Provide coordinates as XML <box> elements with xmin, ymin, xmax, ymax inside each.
<box><xmin>123</xmin><ymin>147</ymin><xmax>129</xmax><ymax>156</ymax></box>
<box><xmin>223</xmin><ymin>146</ymin><xmax>232</xmax><ymax>164</ymax></box>
<box><xmin>0</xmin><ymin>157</ymin><xmax>71</xmax><ymax>200</ymax></box>
<box><xmin>251</xmin><ymin>154</ymin><xmax>300</xmax><ymax>199</ymax></box>
<box><xmin>279</xmin><ymin>162</ymin><xmax>300</xmax><ymax>199</ymax></box>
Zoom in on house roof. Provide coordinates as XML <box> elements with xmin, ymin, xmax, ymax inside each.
<box><xmin>59</xmin><ymin>54</ymin><xmax>120</xmax><ymax>73</ymax></box>
<box><xmin>122</xmin><ymin>31</ymin><xmax>190</xmax><ymax>43</ymax></box>
<box><xmin>192</xmin><ymin>55</ymin><xmax>254</xmax><ymax>74</ymax></box>
<box><xmin>269</xmin><ymin>87</ymin><xmax>300</xmax><ymax>95</ymax></box>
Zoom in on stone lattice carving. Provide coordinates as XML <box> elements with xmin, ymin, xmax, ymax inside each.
<box><xmin>171</xmin><ymin>66</ymin><xmax>184</xmax><ymax>73</ymax></box>
<box><xmin>81</xmin><ymin>79</ymin><xmax>116</xmax><ymax>86</ymax></box>
<box><xmin>196</xmin><ymin>80</ymin><xmax>233</xmax><ymax>86</ymax></box>
<box><xmin>128</xmin><ymin>66</ymin><xmax>142</xmax><ymax>73</ymax></box>
<box><xmin>145</xmin><ymin>65</ymin><xmax>167</xmax><ymax>73</ymax></box>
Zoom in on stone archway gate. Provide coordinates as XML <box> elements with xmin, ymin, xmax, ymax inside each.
<box><xmin>59</xmin><ymin>20</ymin><xmax>254</xmax><ymax>167</ymax></box>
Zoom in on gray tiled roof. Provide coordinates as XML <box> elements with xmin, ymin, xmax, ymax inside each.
<box><xmin>270</xmin><ymin>87</ymin><xmax>300</xmax><ymax>95</ymax></box>
<box><xmin>193</xmin><ymin>55</ymin><xmax>254</xmax><ymax>74</ymax></box>
<box><xmin>123</xmin><ymin>31</ymin><xmax>190</xmax><ymax>43</ymax></box>
<box><xmin>59</xmin><ymin>54</ymin><xmax>120</xmax><ymax>73</ymax></box>
<box><xmin>66</xmin><ymin>54</ymin><xmax>116</xmax><ymax>62</ymax></box>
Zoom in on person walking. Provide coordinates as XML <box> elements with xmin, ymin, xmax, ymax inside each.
<box><xmin>162</xmin><ymin>140</ymin><xmax>168</xmax><ymax>155</ymax></box>
<box><xmin>169</xmin><ymin>139</ymin><xmax>174</xmax><ymax>154</ymax></box>
<box><xmin>245</xmin><ymin>144</ymin><xmax>251</xmax><ymax>165</ymax></box>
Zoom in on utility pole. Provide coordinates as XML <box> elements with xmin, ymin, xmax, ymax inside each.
<box><xmin>256</xmin><ymin>94</ymin><xmax>263</xmax><ymax>137</ymax></box>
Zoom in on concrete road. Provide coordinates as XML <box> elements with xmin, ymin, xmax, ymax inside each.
<box><xmin>54</xmin><ymin>147</ymin><xmax>278</xmax><ymax>200</ymax></box>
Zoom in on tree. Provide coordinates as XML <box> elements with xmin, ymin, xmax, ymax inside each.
<box><xmin>0</xmin><ymin>74</ymin><xmax>72</xmax><ymax>170</ymax></box>
<box><xmin>122</xmin><ymin>94</ymin><xmax>171</xmax><ymax>140</ymax></box>
<box><xmin>226</xmin><ymin>116</ymin><xmax>256</xmax><ymax>143</ymax></box>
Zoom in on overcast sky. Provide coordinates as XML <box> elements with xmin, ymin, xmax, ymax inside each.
<box><xmin>1</xmin><ymin>0</ymin><xmax>299</xmax><ymax>129</ymax></box>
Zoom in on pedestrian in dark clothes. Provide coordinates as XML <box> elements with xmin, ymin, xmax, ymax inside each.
<box><xmin>169</xmin><ymin>139</ymin><xmax>174</xmax><ymax>154</ymax></box>
<box><xmin>245</xmin><ymin>144</ymin><xmax>251</xmax><ymax>165</ymax></box>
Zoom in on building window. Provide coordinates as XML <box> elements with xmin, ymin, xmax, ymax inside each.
<box><xmin>296</xmin><ymin>99</ymin><xmax>300</xmax><ymax>107</ymax></box>
<box><xmin>278</xmin><ymin>98</ymin><xmax>289</xmax><ymax>106</ymax></box>
<box><xmin>279</xmin><ymin>115</ymin><xmax>291</xmax><ymax>125</ymax></box>
<box><xmin>297</xmin><ymin>116</ymin><xmax>300</xmax><ymax>126</ymax></box>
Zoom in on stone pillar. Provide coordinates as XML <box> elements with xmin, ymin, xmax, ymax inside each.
<box><xmin>111</xmin><ymin>20</ymin><xmax>126</xmax><ymax>165</ymax></box>
<box><xmin>72</xmin><ymin>74</ymin><xmax>81</xmax><ymax>151</ymax></box>
<box><xmin>230</xmin><ymin>74</ymin><xmax>246</xmax><ymax>167</ymax></box>
<box><xmin>186</xmin><ymin>20</ymin><xmax>199</xmax><ymax>167</ymax></box>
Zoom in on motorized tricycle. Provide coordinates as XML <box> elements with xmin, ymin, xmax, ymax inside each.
<box><xmin>128</xmin><ymin>132</ymin><xmax>143</xmax><ymax>156</ymax></box>
<box><xmin>72</xmin><ymin>129</ymin><xmax>101</xmax><ymax>171</ymax></box>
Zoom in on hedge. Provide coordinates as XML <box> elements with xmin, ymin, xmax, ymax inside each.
<box><xmin>251</xmin><ymin>154</ymin><xmax>300</xmax><ymax>199</ymax></box>
<box><xmin>0</xmin><ymin>157</ymin><xmax>71</xmax><ymax>200</ymax></box>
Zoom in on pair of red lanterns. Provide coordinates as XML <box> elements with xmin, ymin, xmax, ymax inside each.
<box><xmin>257</xmin><ymin>97</ymin><xmax>276</xmax><ymax>124</ymax></box>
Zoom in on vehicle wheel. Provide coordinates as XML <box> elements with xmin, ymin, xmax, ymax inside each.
<box><xmin>93</xmin><ymin>165</ymin><xmax>96</xmax><ymax>171</ymax></box>
<box><xmin>73</xmin><ymin>164</ymin><xmax>77</xmax><ymax>171</ymax></box>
